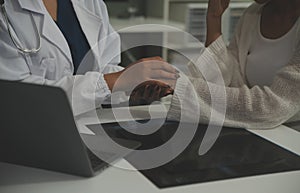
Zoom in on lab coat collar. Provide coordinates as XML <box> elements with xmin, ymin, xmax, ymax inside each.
<box><xmin>16</xmin><ymin>0</ymin><xmax>46</xmax><ymax>15</ymax></box>
<box><xmin>41</xmin><ymin>17</ymin><xmax>74</xmax><ymax>66</ymax></box>
<box><xmin>70</xmin><ymin>0</ymin><xmax>103</xmax><ymax>60</ymax></box>
<box><xmin>16</xmin><ymin>0</ymin><xmax>104</xmax><ymax>70</ymax></box>
<box><xmin>16</xmin><ymin>0</ymin><xmax>74</xmax><ymax>66</ymax></box>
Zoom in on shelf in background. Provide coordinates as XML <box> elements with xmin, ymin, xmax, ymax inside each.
<box><xmin>110</xmin><ymin>17</ymin><xmax>185</xmax><ymax>33</ymax></box>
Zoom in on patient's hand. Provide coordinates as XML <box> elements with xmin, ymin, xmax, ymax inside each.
<box><xmin>129</xmin><ymin>80</ymin><xmax>174</xmax><ymax>106</ymax></box>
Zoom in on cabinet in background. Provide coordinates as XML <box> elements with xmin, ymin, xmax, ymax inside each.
<box><xmin>106</xmin><ymin>0</ymin><xmax>251</xmax><ymax>66</ymax></box>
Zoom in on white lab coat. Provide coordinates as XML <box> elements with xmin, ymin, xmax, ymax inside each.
<box><xmin>0</xmin><ymin>0</ymin><xmax>123</xmax><ymax>115</ymax></box>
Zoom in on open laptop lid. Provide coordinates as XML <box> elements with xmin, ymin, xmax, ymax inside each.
<box><xmin>0</xmin><ymin>80</ymin><xmax>139</xmax><ymax>177</ymax></box>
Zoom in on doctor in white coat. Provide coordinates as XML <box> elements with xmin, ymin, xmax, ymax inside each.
<box><xmin>0</xmin><ymin>0</ymin><xmax>178</xmax><ymax>115</ymax></box>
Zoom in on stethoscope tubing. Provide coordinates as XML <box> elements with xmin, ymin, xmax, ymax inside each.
<box><xmin>1</xmin><ymin>3</ymin><xmax>42</xmax><ymax>54</ymax></box>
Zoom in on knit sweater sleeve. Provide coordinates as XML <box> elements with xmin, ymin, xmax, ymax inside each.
<box><xmin>206</xmin><ymin>36</ymin><xmax>245</xmax><ymax>87</ymax></box>
<box><xmin>204</xmin><ymin>3</ymin><xmax>260</xmax><ymax>87</ymax></box>
<box><xmin>168</xmin><ymin>43</ymin><xmax>300</xmax><ymax>129</ymax></box>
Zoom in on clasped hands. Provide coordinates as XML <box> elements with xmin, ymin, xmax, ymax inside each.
<box><xmin>104</xmin><ymin>57</ymin><xmax>178</xmax><ymax>106</ymax></box>
<box><xmin>105</xmin><ymin>0</ymin><xmax>233</xmax><ymax>105</ymax></box>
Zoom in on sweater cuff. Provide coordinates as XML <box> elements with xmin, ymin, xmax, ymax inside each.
<box><xmin>207</xmin><ymin>36</ymin><xmax>227</xmax><ymax>56</ymax></box>
<box><xmin>167</xmin><ymin>75</ymin><xmax>189</xmax><ymax>121</ymax></box>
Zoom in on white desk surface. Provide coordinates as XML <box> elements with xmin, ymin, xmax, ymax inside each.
<box><xmin>1</xmin><ymin>106</ymin><xmax>300</xmax><ymax>193</ymax></box>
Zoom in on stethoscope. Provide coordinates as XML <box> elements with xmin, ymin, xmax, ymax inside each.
<box><xmin>0</xmin><ymin>0</ymin><xmax>41</xmax><ymax>54</ymax></box>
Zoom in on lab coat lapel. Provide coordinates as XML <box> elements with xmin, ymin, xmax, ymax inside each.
<box><xmin>71</xmin><ymin>0</ymin><xmax>103</xmax><ymax>59</ymax></box>
<box><xmin>17</xmin><ymin>0</ymin><xmax>73</xmax><ymax>66</ymax></box>
<box><xmin>41</xmin><ymin>16</ymin><xmax>74</xmax><ymax>65</ymax></box>
<box><xmin>16</xmin><ymin>0</ymin><xmax>44</xmax><ymax>14</ymax></box>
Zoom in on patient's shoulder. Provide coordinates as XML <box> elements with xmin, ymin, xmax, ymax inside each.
<box><xmin>243</xmin><ymin>2</ymin><xmax>263</xmax><ymax>16</ymax></box>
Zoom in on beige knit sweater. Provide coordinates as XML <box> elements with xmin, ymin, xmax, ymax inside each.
<box><xmin>168</xmin><ymin>3</ymin><xmax>300</xmax><ymax>129</ymax></box>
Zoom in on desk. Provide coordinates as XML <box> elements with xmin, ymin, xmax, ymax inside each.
<box><xmin>1</xmin><ymin>107</ymin><xmax>300</xmax><ymax>193</ymax></box>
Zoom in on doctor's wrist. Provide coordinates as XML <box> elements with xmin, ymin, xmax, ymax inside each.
<box><xmin>104</xmin><ymin>71</ymin><xmax>123</xmax><ymax>92</ymax></box>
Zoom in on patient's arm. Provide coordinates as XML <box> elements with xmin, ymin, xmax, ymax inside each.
<box><xmin>205</xmin><ymin>0</ymin><xmax>230</xmax><ymax>46</ymax></box>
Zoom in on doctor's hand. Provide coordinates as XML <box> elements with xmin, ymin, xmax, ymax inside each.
<box><xmin>104</xmin><ymin>57</ymin><xmax>179</xmax><ymax>92</ymax></box>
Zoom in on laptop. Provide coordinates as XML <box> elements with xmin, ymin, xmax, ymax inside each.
<box><xmin>0</xmin><ymin>80</ymin><xmax>140</xmax><ymax>177</ymax></box>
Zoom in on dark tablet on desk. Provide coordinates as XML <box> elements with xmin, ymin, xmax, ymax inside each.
<box><xmin>100</xmin><ymin>121</ymin><xmax>300</xmax><ymax>188</ymax></box>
